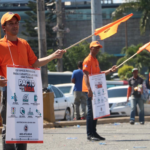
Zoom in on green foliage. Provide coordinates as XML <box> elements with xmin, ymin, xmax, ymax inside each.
<box><xmin>22</xmin><ymin>0</ymin><xmax>56</xmax><ymax>57</ymax></box>
<box><xmin>112</xmin><ymin>0</ymin><xmax>150</xmax><ymax>34</ymax></box>
<box><xmin>63</xmin><ymin>42</ymin><xmax>90</xmax><ymax>71</ymax></box>
<box><xmin>117</xmin><ymin>43</ymin><xmax>150</xmax><ymax>79</ymax></box>
<box><xmin>47</xmin><ymin>49</ymin><xmax>57</xmax><ymax>71</ymax></box>
<box><xmin>118</xmin><ymin>65</ymin><xmax>133</xmax><ymax>80</ymax></box>
<box><xmin>47</xmin><ymin>42</ymin><xmax>115</xmax><ymax>79</ymax></box>
<box><xmin>117</xmin><ymin>44</ymin><xmax>142</xmax><ymax>69</ymax></box>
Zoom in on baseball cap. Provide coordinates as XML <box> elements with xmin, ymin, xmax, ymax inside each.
<box><xmin>132</xmin><ymin>68</ymin><xmax>138</xmax><ymax>72</ymax></box>
<box><xmin>1</xmin><ymin>12</ymin><xmax>21</xmax><ymax>25</ymax></box>
<box><xmin>90</xmin><ymin>41</ymin><xmax>103</xmax><ymax>49</ymax></box>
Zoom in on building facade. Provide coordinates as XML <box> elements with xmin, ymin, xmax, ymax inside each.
<box><xmin>0</xmin><ymin>1</ymin><xmax>149</xmax><ymax>56</ymax></box>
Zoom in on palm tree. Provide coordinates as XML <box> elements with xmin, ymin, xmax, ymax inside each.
<box><xmin>112</xmin><ymin>0</ymin><xmax>150</xmax><ymax>34</ymax></box>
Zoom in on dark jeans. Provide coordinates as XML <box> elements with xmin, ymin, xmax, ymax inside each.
<box><xmin>85</xmin><ymin>93</ymin><xmax>97</xmax><ymax>136</ymax></box>
<box><xmin>1</xmin><ymin>90</ymin><xmax>27</xmax><ymax>150</ymax></box>
<box><xmin>130</xmin><ymin>96</ymin><xmax>145</xmax><ymax>122</ymax></box>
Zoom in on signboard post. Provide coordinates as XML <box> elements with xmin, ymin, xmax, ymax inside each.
<box><xmin>89</xmin><ymin>73</ymin><xmax>110</xmax><ymax>120</ymax></box>
<box><xmin>6</xmin><ymin>65</ymin><xmax>43</xmax><ymax>143</ymax></box>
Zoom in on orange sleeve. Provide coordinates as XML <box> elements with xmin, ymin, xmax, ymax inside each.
<box><xmin>82</xmin><ymin>59</ymin><xmax>91</xmax><ymax>73</ymax></box>
<box><xmin>127</xmin><ymin>86</ymin><xmax>131</xmax><ymax>98</ymax></box>
<box><xmin>25</xmin><ymin>41</ymin><xmax>37</xmax><ymax>65</ymax></box>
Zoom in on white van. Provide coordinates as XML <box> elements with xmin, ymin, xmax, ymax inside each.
<box><xmin>48</xmin><ymin>71</ymin><xmax>72</xmax><ymax>85</ymax></box>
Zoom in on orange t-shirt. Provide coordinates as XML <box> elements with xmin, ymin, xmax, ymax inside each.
<box><xmin>82</xmin><ymin>54</ymin><xmax>101</xmax><ymax>92</ymax></box>
<box><xmin>0</xmin><ymin>36</ymin><xmax>37</xmax><ymax>78</ymax></box>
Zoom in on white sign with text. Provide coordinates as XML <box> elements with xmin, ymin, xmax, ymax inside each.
<box><xmin>89</xmin><ymin>73</ymin><xmax>110</xmax><ymax>120</ymax></box>
<box><xmin>6</xmin><ymin>65</ymin><xmax>43</xmax><ymax>144</ymax></box>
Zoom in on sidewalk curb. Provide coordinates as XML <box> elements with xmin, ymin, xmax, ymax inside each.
<box><xmin>43</xmin><ymin>116</ymin><xmax>150</xmax><ymax>128</ymax></box>
<box><xmin>0</xmin><ymin>116</ymin><xmax>149</xmax><ymax>134</ymax></box>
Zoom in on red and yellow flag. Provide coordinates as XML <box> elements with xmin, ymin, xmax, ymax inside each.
<box><xmin>137</xmin><ymin>42</ymin><xmax>150</xmax><ymax>54</ymax></box>
<box><xmin>94</xmin><ymin>13</ymin><xmax>133</xmax><ymax>40</ymax></box>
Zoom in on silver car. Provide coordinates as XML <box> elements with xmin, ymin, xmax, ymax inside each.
<box><xmin>108</xmin><ymin>85</ymin><xmax>150</xmax><ymax>116</ymax></box>
<box><xmin>47</xmin><ymin>84</ymin><xmax>73</xmax><ymax>120</ymax></box>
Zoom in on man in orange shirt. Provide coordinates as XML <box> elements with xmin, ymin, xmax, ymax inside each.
<box><xmin>0</xmin><ymin>12</ymin><xmax>65</xmax><ymax>150</ymax></box>
<box><xmin>82</xmin><ymin>41</ymin><xmax>117</xmax><ymax>141</ymax></box>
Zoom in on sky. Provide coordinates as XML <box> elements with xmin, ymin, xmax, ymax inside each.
<box><xmin>114</xmin><ymin>0</ymin><xmax>126</xmax><ymax>3</ymax></box>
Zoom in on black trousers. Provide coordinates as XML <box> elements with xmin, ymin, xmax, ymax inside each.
<box><xmin>85</xmin><ymin>93</ymin><xmax>97</xmax><ymax>136</ymax></box>
<box><xmin>1</xmin><ymin>90</ymin><xmax>27</xmax><ymax>150</ymax></box>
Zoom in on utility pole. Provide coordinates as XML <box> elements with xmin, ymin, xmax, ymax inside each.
<box><xmin>91</xmin><ymin>0</ymin><xmax>104</xmax><ymax>52</ymax></box>
<box><xmin>125</xmin><ymin>21</ymin><xmax>128</xmax><ymax>49</ymax></box>
<box><xmin>56</xmin><ymin>0</ymin><xmax>64</xmax><ymax>72</ymax></box>
<box><xmin>37</xmin><ymin>0</ymin><xmax>48</xmax><ymax>88</ymax></box>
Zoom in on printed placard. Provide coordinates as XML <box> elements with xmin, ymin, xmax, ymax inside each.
<box><xmin>6</xmin><ymin>65</ymin><xmax>43</xmax><ymax>143</ymax></box>
<box><xmin>89</xmin><ymin>73</ymin><xmax>110</xmax><ymax>120</ymax></box>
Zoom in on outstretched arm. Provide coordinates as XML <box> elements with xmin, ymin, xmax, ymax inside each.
<box><xmin>102</xmin><ymin>65</ymin><xmax>117</xmax><ymax>75</ymax></box>
<box><xmin>32</xmin><ymin>50</ymin><xmax>66</xmax><ymax>68</ymax></box>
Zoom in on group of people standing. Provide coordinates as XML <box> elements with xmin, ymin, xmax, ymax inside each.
<box><xmin>72</xmin><ymin>44</ymin><xmax>150</xmax><ymax>141</ymax></box>
<box><xmin>0</xmin><ymin>11</ymin><xmax>149</xmax><ymax>150</ymax></box>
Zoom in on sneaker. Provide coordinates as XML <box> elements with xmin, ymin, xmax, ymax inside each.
<box><xmin>94</xmin><ymin>133</ymin><xmax>105</xmax><ymax>140</ymax></box>
<box><xmin>73</xmin><ymin>118</ymin><xmax>77</xmax><ymax>121</ymax></box>
<box><xmin>87</xmin><ymin>136</ymin><xmax>91</xmax><ymax>141</ymax></box>
<box><xmin>73</xmin><ymin>117</ymin><xmax>80</xmax><ymax>120</ymax></box>
<box><xmin>87</xmin><ymin>135</ymin><xmax>100</xmax><ymax>141</ymax></box>
<box><xmin>130</xmin><ymin>120</ymin><xmax>135</xmax><ymax>125</ymax></box>
<box><xmin>140</xmin><ymin>122</ymin><xmax>144</xmax><ymax>125</ymax></box>
<box><xmin>80</xmin><ymin>117</ymin><xmax>86</xmax><ymax>120</ymax></box>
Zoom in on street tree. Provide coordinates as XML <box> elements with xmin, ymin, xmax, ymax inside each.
<box><xmin>47</xmin><ymin>42</ymin><xmax>115</xmax><ymax>79</ymax></box>
<box><xmin>117</xmin><ymin>43</ymin><xmax>150</xmax><ymax>74</ymax></box>
<box><xmin>22</xmin><ymin>0</ymin><xmax>56</xmax><ymax>57</ymax></box>
<box><xmin>112</xmin><ymin>0</ymin><xmax>150</xmax><ymax>34</ymax></box>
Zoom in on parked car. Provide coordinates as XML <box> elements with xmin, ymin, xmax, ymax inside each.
<box><xmin>55</xmin><ymin>83</ymin><xmax>74</xmax><ymax>100</ymax></box>
<box><xmin>47</xmin><ymin>84</ymin><xmax>73</xmax><ymax>120</ymax></box>
<box><xmin>108</xmin><ymin>85</ymin><xmax>150</xmax><ymax>116</ymax></box>
<box><xmin>55</xmin><ymin>82</ymin><xmax>129</xmax><ymax>118</ymax></box>
<box><xmin>55</xmin><ymin>83</ymin><xmax>88</xmax><ymax>117</ymax></box>
<box><xmin>110</xmin><ymin>73</ymin><xmax>120</xmax><ymax>81</ymax></box>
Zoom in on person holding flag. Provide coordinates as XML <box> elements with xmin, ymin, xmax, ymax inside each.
<box><xmin>0</xmin><ymin>12</ymin><xmax>65</xmax><ymax>150</ymax></box>
<box><xmin>82</xmin><ymin>41</ymin><xmax>117</xmax><ymax>141</ymax></box>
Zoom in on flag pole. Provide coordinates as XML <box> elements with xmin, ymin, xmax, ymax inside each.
<box><xmin>64</xmin><ymin>34</ymin><xmax>95</xmax><ymax>51</ymax></box>
<box><xmin>116</xmin><ymin>52</ymin><xmax>138</xmax><ymax>69</ymax></box>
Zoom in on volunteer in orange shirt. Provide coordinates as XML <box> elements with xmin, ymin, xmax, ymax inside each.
<box><xmin>0</xmin><ymin>12</ymin><xmax>65</xmax><ymax>150</ymax></box>
<box><xmin>82</xmin><ymin>41</ymin><xmax>117</xmax><ymax>141</ymax></box>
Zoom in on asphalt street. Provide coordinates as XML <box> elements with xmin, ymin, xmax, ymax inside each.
<box><xmin>1</xmin><ymin>122</ymin><xmax>150</xmax><ymax>150</ymax></box>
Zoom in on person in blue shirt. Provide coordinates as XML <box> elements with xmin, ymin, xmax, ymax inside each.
<box><xmin>71</xmin><ymin>61</ymin><xmax>86</xmax><ymax>120</ymax></box>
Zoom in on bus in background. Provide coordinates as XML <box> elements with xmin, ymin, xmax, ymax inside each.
<box><xmin>48</xmin><ymin>71</ymin><xmax>72</xmax><ymax>85</ymax></box>
<box><xmin>48</xmin><ymin>71</ymin><xmax>128</xmax><ymax>88</ymax></box>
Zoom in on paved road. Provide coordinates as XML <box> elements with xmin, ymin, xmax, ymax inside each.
<box><xmin>1</xmin><ymin>122</ymin><xmax>150</xmax><ymax>150</ymax></box>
